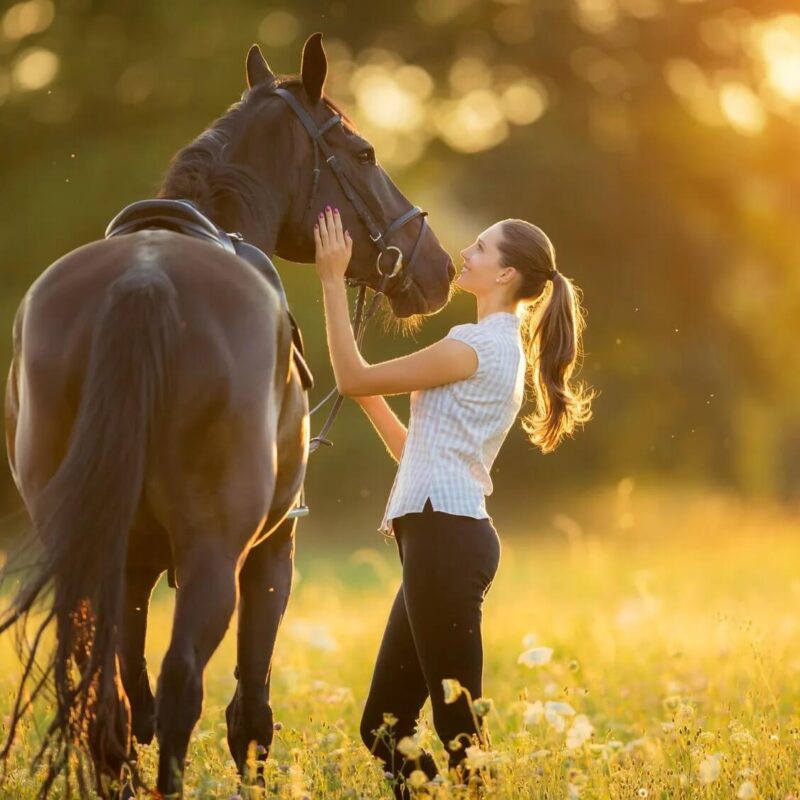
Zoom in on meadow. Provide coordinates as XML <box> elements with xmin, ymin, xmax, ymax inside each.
<box><xmin>0</xmin><ymin>483</ymin><xmax>799</xmax><ymax>799</ymax></box>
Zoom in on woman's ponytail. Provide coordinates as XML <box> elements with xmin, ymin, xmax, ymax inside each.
<box><xmin>498</xmin><ymin>219</ymin><xmax>595</xmax><ymax>453</ymax></box>
<box><xmin>520</xmin><ymin>271</ymin><xmax>594</xmax><ymax>453</ymax></box>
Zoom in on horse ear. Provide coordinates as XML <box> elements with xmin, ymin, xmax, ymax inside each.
<box><xmin>300</xmin><ymin>32</ymin><xmax>327</xmax><ymax>105</ymax></box>
<box><xmin>246</xmin><ymin>44</ymin><xmax>274</xmax><ymax>89</ymax></box>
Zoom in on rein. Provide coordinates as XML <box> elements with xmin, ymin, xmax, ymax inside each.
<box><xmin>272</xmin><ymin>84</ymin><xmax>428</xmax><ymax>518</ymax></box>
<box><xmin>272</xmin><ymin>85</ymin><xmax>424</xmax><ymax>454</ymax></box>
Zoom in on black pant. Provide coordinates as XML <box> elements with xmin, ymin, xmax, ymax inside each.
<box><xmin>359</xmin><ymin>498</ymin><xmax>501</xmax><ymax>798</ymax></box>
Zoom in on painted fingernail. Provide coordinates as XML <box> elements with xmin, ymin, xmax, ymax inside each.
<box><xmin>334</xmin><ymin>207</ymin><xmax>339</xmax><ymax>213</ymax></box>
<box><xmin>326</xmin><ymin>205</ymin><xmax>331</xmax><ymax>211</ymax></box>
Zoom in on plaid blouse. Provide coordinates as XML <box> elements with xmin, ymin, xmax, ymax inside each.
<box><xmin>379</xmin><ymin>311</ymin><xmax>526</xmax><ymax>536</ymax></box>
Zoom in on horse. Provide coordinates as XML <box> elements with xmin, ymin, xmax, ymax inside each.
<box><xmin>2</xmin><ymin>33</ymin><xmax>455</xmax><ymax>798</ymax></box>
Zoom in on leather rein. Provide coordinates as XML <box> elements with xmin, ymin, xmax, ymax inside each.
<box><xmin>272</xmin><ymin>86</ymin><xmax>429</xmax><ymax>454</ymax></box>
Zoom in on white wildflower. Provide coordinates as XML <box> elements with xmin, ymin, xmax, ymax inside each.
<box><xmin>565</xmin><ymin>714</ymin><xmax>594</xmax><ymax>749</ymax></box>
<box><xmin>698</xmin><ymin>753</ymin><xmax>722</xmax><ymax>785</ymax></box>
<box><xmin>544</xmin><ymin>700</ymin><xmax>576</xmax><ymax>733</ymax></box>
<box><xmin>517</xmin><ymin>646</ymin><xmax>553</xmax><ymax>667</ymax></box>
<box><xmin>523</xmin><ymin>700</ymin><xmax>544</xmax><ymax>726</ymax></box>
<box><xmin>737</xmin><ymin>781</ymin><xmax>757</xmax><ymax>799</ymax></box>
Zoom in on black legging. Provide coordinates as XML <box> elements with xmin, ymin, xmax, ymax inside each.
<box><xmin>359</xmin><ymin>498</ymin><xmax>501</xmax><ymax>798</ymax></box>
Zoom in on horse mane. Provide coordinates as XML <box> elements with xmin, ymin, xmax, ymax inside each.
<box><xmin>158</xmin><ymin>76</ymin><xmax>358</xmax><ymax>232</ymax></box>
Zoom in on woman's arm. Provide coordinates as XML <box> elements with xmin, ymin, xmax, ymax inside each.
<box><xmin>353</xmin><ymin>396</ymin><xmax>407</xmax><ymax>463</ymax></box>
<box><xmin>314</xmin><ymin>207</ymin><xmax>477</xmax><ymax>396</ymax></box>
<box><xmin>320</xmin><ymin>280</ymin><xmax>477</xmax><ymax>396</ymax></box>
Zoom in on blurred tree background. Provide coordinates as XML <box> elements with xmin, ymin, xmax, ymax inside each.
<box><xmin>1</xmin><ymin>0</ymin><xmax>799</xmax><ymax>540</ymax></box>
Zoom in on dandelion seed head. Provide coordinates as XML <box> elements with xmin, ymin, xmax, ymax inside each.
<box><xmin>737</xmin><ymin>781</ymin><xmax>757</xmax><ymax>799</ymax></box>
<box><xmin>517</xmin><ymin>646</ymin><xmax>554</xmax><ymax>667</ymax></box>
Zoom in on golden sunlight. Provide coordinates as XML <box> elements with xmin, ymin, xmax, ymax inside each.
<box><xmin>752</xmin><ymin>14</ymin><xmax>800</xmax><ymax>106</ymax></box>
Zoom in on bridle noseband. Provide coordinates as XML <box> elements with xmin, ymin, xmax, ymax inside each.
<box><xmin>273</xmin><ymin>86</ymin><xmax>429</xmax><ymax>453</ymax></box>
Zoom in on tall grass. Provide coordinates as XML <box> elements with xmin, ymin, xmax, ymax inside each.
<box><xmin>1</xmin><ymin>484</ymin><xmax>799</xmax><ymax>798</ymax></box>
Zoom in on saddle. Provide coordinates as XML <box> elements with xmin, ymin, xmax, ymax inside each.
<box><xmin>105</xmin><ymin>199</ymin><xmax>314</xmax><ymax>391</ymax></box>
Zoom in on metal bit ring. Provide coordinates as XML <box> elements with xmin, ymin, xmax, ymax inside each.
<box><xmin>376</xmin><ymin>246</ymin><xmax>403</xmax><ymax>278</ymax></box>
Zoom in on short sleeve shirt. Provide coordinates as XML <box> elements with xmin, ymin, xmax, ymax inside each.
<box><xmin>379</xmin><ymin>311</ymin><xmax>525</xmax><ymax>536</ymax></box>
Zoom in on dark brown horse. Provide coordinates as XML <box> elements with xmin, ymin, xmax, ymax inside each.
<box><xmin>2</xmin><ymin>34</ymin><xmax>454</xmax><ymax>798</ymax></box>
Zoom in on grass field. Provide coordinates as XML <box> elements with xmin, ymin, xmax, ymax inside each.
<box><xmin>0</xmin><ymin>484</ymin><xmax>799</xmax><ymax>798</ymax></box>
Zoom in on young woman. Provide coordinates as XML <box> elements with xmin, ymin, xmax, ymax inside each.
<box><xmin>313</xmin><ymin>206</ymin><xmax>593</xmax><ymax>797</ymax></box>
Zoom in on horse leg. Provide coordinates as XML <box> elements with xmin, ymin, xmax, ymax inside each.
<box><xmin>153</xmin><ymin>537</ymin><xmax>241</xmax><ymax>797</ymax></box>
<box><xmin>120</xmin><ymin>568</ymin><xmax>161</xmax><ymax>748</ymax></box>
<box><xmin>226</xmin><ymin>517</ymin><xmax>296</xmax><ymax>780</ymax></box>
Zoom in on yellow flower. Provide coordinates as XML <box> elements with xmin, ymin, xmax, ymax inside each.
<box><xmin>442</xmin><ymin>678</ymin><xmax>463</xmax><ymax>704</ymax></box>
<box><xmin>397</xmin><ymin>736</ymin><xmax>422</xmax><ymax>760</ymax></box>
<box><xmin>407</xmin><ymin>770</ymin><xmax>429</xmax><ymax>789</ymax></box>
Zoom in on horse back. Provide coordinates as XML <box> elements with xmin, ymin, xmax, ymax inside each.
<box><xmin>9</xmin><ymin>230</ymin><xmax>295</xmax><ymax>535</ymax></box>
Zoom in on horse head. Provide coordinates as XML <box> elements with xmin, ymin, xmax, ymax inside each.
<box><xmin>161</xmin><ymin>34</ymin><xmax>455</xmax><ymax>318</ymax></box>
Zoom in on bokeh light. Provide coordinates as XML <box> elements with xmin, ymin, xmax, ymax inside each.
<box><xmin>501</xmin><ymin>80</ymin><xmax>549</xmax><ymax>126</ymax></box>
<box><xmin>435</xmin><ymin>89</ymin><xmax>509</xmax><ymax>153</ymax></box>
<box><xmin>11</xmin><ymin>46</ymin><xmax>58</xmax><ymax>92</ymax></box>
<box><xmin>2</xmin><ymin>0</ymin><xmax>54</xmax><ymax>42</ymax></box>
<box><xmin>718</xmin><ymin>81</ymin><xmax>767</xmax><ymax>136</ymax></box>
<box><xmin>752</xmin><ymin>14</ymin><xmax>800</xmax><ymax>106</ymax></box>
<box><xmin>258</xmin><ymin>9</ymin><xmax>300</xmax><ymax>49</ymax></box>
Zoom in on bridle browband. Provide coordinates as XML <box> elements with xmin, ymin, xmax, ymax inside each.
<box><xmin>272</xmin><ymin>85</ymin><xmax>429</xmax><ymax>454</ymax></box>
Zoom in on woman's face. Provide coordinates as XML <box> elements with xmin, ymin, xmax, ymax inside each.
<box><xmin>455</xmin><ymin>222</ymin><xmax>514</xmax><ymax>296</ymax></box>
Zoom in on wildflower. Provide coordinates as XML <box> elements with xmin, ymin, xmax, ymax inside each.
<box><xmin>464</xmin><ymin>745</ymin><xmax>493</xmax><ymax>770</ymax></box>
<box><xmin>397</xmin><ymin>736</ymin><xmax>422</xmax><ymax>760</ymax></box>
<box><xmin>521</xmin><ymin>632</ymin><xmax>539</xmax><ymax>648</ymax></box>
<box><xmin>730</xmin><ymin>731</ymin><xmax>757</xmax><ymax>747</ymax></box>
<box><xmin>698</xmin><ymin>753</ymin><xmax>722</xmax><ymax>784</ymax></box>
<box><xmin>442</xmin><ymin>679</ymin><xmax>463</xmax><ymax>704</ymax></box>
<box><xmin>544</xmin><ymin>700</ymin><xmax>576</xmax><ymax>733</ymax></box>
<box><xmin>472</xmin><ymin>697</ymin><xmax>494</xmax><ymax>717</ymax></box>
<box><xmin>566</xmin><ymin>715</ymin><xmax>594</xmax><ymax>749</ymax></box>
<box><xmin>407</xmin><ymin>770</ymin><xmax>429</xmax><ymax>789</ymax></box>
<box><xmin>523</xmin><ymin>700</ymin><xmax>544</xmax><ymax>726</ymax></box>
<box><xmin>737</xmin><ymin>781</ymin><xmax>757</xmax><ymax>799</ymax></box>
<box><xmin>517</xmin><ymin>646</ymin><xmax>553</xmax><ymax>667</ymax></box>
<box><xmin>675</xmin><ymin>703</ymin><xmax>695</xmax><ymax>724</ymax></box>
<box><xmin>637</xmin><ymin>790</ymin><xmax>648</xmax><ymax>798</ymax></box>
<box><xmin>662</xmin><ymin>695</ymin><xmax>682</xmax><ymax>713</ymax></box>
<box><xmin>383</xmin><ymin>713</ymin><xmax>398</xmax><ymax>727</ymax></box>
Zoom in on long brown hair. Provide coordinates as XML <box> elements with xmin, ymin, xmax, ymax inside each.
<box><xmin>497</xmin><ymin>219</ymin><xmax>595</xmax><ymax>453</ymax></box>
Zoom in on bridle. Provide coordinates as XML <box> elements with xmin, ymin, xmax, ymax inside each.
<box><xmin>273</xmin><ymin>85</ymin><xmax>429</xmax><ymax>454</ymax></box>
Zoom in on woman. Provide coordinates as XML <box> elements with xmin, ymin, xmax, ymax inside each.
<box><xmin>313</xmin><ymin>206</ymin><xmax>593</xmax><ymax>797</ymax></box>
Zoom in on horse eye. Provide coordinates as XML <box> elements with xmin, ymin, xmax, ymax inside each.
<box><xmin>357</xmin><ymin>148</ymin><xmax>376</xmax><ymax>165</ymax></box>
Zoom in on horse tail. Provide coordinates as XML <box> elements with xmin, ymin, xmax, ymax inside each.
<box><xmin>0</xmin><ymin>263</ymin><xmax>181</xmax><ymax>795</ymax></box>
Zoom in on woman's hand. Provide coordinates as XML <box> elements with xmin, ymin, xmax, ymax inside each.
<box><xmin>313</xmin><ymin>206</ymin><xmax>353</xmax><ymax>286</ymax></box>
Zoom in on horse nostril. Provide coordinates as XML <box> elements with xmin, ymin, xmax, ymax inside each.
<box><xmin>447</xmin><ymin>259</ymin><xmax>456</xmax><ymax>281</ymax></box>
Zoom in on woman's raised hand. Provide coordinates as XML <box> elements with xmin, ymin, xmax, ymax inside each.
<box><xmin>313</xmin><ymin>206</ymin><xmax>353</xmax><ymax>285</ymax></box>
